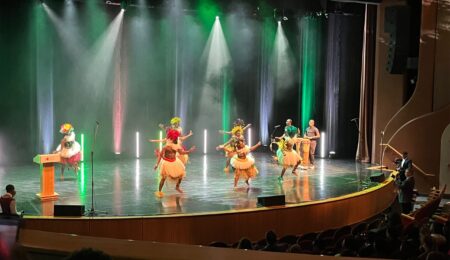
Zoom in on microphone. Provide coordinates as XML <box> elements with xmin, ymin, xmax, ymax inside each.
<box><xmin>350</xmin><ymin>118</ymin><xmax>358</xmax><ymax>122</ymax></box>
<box><xmin>274</xmin><ymin>125</ymin><xmax>281</xmax><ymax>128</ymax></box>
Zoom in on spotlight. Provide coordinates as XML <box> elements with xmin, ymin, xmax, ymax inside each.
<box><xmin>328</xmin><ymin>151</ymin><xmax>336</xmax><ymax>159</ymax></box>
<box><xmin>277</xmin><ymin>20</ymin><xmax>281</xmax><ymax>25</ymax></box>
<box><xmin>283</xmin><ymin>16</ymin><xmax>288</xmax><ymax>21</ymax></box>
<box><xmin>215</xmin><ymin>16</ymin><xmax>219</xmax><ymax>20</ymax></box>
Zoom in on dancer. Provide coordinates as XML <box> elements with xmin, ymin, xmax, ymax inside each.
<box><xmin>219</xmin><ymin>118</ymin><xmax>251</xmax><ymax>135</ymax></box>
<box><xmin>230</xmin><ymin>140</ymin><xmax>261</xmax><ymax>189</ymax></box>
<box><xmin>216</xmin><ymin>125</ymin><xmax>245</xmax><ymax>172</ymax></box>
<box><xmin>151</xmin><ymin>117</ymin><xmax>193</xmax><ymax>164</ymax></box>
<box><xmin>158</xmin><ymin>117</ymin><xmax>193</xmax><ymax>142</ymax></box>
<box><xmin>54</xmin><ymin>123</ymin><xmax>81</xmax><ymax>176</ymax></box>
<box><xmin>276</xmin><ymin>125</ymin><xmax>302</xmax><ymax>182</ymax></box>
<box><xmin>154</xmin><ymin>129</ymin><xmax>195</xmax><ymax>198</ymax></box>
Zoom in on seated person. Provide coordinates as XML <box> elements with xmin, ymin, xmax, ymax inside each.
<box><xmin>0</xmin><ymin>184</ymin><xmax>20</xmax><ymax>216</ymax></box>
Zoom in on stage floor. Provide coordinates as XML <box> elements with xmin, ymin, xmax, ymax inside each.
<box><xmin>0</xmin><ymin>153</ymin><xmax>384</xmax><ymax>217</ymax></box>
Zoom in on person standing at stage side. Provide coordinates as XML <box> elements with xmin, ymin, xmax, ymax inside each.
<box><xmin>230</xmin><ymin>140</ymin><xmax>261</xmax><ymax>189</ymax></box>
<box><xmin>395</xmin><ymin>169</ymin><xmax>415</xmax><ymax>214</ymax></box>
<box><xmin>394</xmin><ymin>152</ymin><xmax>412</xmax><ymax>181</ymax></box>
<box><xmin>304</xmin><ymin>119</ymin><xmax>320</xmax><ymax>169</ymax></box>
<box><xmin>154</xmin><ymin>129</ymin><xmax>195</xmax><ymax>198</ymax></box>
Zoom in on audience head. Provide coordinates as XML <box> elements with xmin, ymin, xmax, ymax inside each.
<box><xmin>64</xmin><ymin>248</ymin><xmax>111</xmax><ymax>260</ymax></box>
<box><xmin>265</xmin><ymin>230</ymin><xmax>277</xmax><ymax>245</ymax></box>
<box><xmin>402</xmin><ymin>152</ymin><xmax>408</xmax><ymax>159</ymax></box>
<box><xmin>309</xmin><ymin>119</ymin><xmax>315</xmax><ymax>127</ymax></box>
<box><xmin>5</xmin><ymin>184</ymin><xmax>15</xmax><ymax>196</ymax></box>
<box><xmin>237</xmin><ymin>238</ymin><xmax>253</xmax><ymax>250</ymax></box>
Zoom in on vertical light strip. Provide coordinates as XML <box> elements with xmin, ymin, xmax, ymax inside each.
<box><xmin>136</xmin><ymin>131</ymin><xmax>140</xmax><ymax>159</ymax></box>
<box><xmin>203</xmin><ymin>155</ymin><xmax>207</xmax><ymax>183</ymax></box>
<box><xmin>204</xmin><ymin>129</ymin><xmax>207</xmax><ymax>154</ymax></box>
<box><xmin>247</xmin><ymin>128</ymin><xmax>252</xmax><ymax>147</ymax></box>
<box><xmin>159</xmin><ymin>130</ymin><xmax>163</xmax><ymax>152</ymax></box>
<box><xmin>135</xmin><ymin>159</ymin><xmax>140</xmax><ymax>191</ymax></box>
<box><xmin>80</xmin><ymin>133</ymin><xmax>84</xmax><ymax>162</ymax></box>
<box><xmin>320</xmin><ymin>132</ymin><xmax>326</xmax><ymax>158</ymax></box>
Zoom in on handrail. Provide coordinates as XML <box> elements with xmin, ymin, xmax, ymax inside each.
<box><xmin>381</xmin><ymin>143</ymin><xmax>435</xmax><ymax>177</ymax></box>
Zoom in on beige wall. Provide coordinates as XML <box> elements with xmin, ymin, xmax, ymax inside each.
<box><xmin>440</xmin><ymin>125</ymin><xmax>450</xmax><ymax>190</ymax></box>
<box><xmin>372</xmin><ymin>0</ymin><xmax>450</xmax><ymax>192</ymax></box>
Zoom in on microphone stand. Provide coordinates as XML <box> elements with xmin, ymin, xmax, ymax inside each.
<box><xmin>380</xmin><ymin>131</ymin><xmax>384</xmax><ymax>175</ymax></box>
<box><xmin>86</xmin><ymin>122</ymin><xmax>106</xmax><ymax>216</ymax></box>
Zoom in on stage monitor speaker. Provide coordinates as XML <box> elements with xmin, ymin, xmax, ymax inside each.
<box><xmin>384</xmin><ymin>5</ymin><xmax>410</xmax><ymax>74</ymax></box>
<box><xmin>257</xmin><ymin>195</ymin><xmax>285</xmax><ymax>207</ymax></box>
<box><xmin>370</xmin><ymin>173</ymin><xmax>386</xmax><ymax>183</ymax></box>
<box><xmin>54</xmin><ymin>205</ymin><xmax>85</xmax><ymax>217</ymax></box>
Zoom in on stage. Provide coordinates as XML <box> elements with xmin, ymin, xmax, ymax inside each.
<box><xmin>0</xmin><ymin>153</ymin><xmax>386</xmax><ymax>217</ymax></box>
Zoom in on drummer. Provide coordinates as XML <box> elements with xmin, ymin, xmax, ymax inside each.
<box><xmin>276</xmin><ymin>119</ymin><xmax>301</xmax><ymax>152</ymax></box>
<box><xmin>304</xmin><ymin>119</ymin><xmax>320</xmax><ymax>169</ymax></box>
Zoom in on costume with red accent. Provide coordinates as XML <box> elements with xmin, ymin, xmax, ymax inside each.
<box><xmin>154</xmin><ymin>129</ymin><xmax>195</xmax><ymax>198</ymax></box>
<box><xmin>55</xmin><ymin>123</ymin><xmax>81</xmax><ymax>173</ymax></box>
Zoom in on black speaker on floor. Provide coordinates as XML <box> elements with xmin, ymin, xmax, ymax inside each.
<box><xmin>257</xmin><ymin>195</ymin><xmax>285</xmax><ymax>207</ymax></box>
<box><xmin>370</xmin><ymin>173</ymin><xmax>386</xmax><ymax>183</ymax></box>
<box><xmin>54</xmin><ymin>205</ymin><xmax>85</xmax><ymax>217</ymax></box>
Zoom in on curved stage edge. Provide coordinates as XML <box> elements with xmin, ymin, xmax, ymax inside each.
<box><xmin>23</xmin><ymin>174</ymin><xmax>397</xmax><ymax>245</ymax></box>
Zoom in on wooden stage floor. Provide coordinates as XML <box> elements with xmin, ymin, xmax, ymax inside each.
<box><xmin>0</xmin><ymin>153</ymin><xmax>388</xmax><ymax>217</ymax></box>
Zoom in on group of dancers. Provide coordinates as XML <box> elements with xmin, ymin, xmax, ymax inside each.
<box><xmin>51</xmin><ymin>117</ymin><xmax>320</xmax><ymax>198</ymax></box>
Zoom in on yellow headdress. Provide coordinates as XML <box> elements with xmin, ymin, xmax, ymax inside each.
<box><xmin>59</xmin><ymin>123</ymin><xmax>74</xmax><ymax>134</ymax></box>
<box><xmin>170</xmin><ymin>117</ymin><xmax>181</xmax><ymax>125</ymax></box>
<box><xmin>231</xmin><ymin>126</ymin><xmax>243</xmax><ymax>135</ymax></box>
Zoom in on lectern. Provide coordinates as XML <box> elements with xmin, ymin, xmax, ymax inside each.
<box><xmin>33</xmin><ymin>154</ymin><xmax>60</xmax><ymax>201</ymax></box>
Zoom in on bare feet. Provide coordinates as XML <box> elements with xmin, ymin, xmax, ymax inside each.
<box><xmin>245</xmin><ymin>180</ymin><xmax>250</xmax><ymax>186</ymax></box>
<box><xmin>292</xmin><ymin>170</ymin><xmax>298</xmax><ymax>176</ymax></box>
<box><xmin>176</xmin><ymin>187</ymin><xmax>184</xmax><ymax>193</ymax></box>
<box><xmin>224</xmin><ymin>167</ymin><xmax>230</xmax><ymax>173</ymax></box>
<box><xmin>154</xmin><ymin>191</ymin><xmax>164</xmax><ymax>198</ymax></box>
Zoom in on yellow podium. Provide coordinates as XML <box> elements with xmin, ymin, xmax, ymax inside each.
<box><xmin>33</xmin><ymin>154</ymin><xmax>60</xmax><ymax>201</ymax></box>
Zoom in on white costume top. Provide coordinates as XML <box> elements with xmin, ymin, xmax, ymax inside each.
<box><xmin>56</xmin><ymin>132</ymin><xmax>81</xmax><ymax>158</ymax></box>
